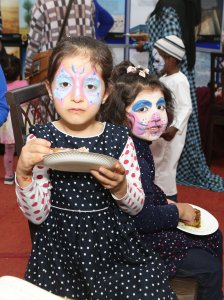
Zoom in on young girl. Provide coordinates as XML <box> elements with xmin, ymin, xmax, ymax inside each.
<box><xmin>102</xmin><ymin>61</ymin><xmax>223</xmax><ymax>300</ymax></box>
<box><xmin>15</xmin><ymin>36</ymin><xmax>177</xmax><ymax>300</ymax></box>
<box><xmin>0</xmin><ymin>54</ymin><xmax>28</xmax><ymax>184</ymax></box>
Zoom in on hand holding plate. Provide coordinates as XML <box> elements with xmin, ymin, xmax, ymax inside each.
<box><xmin>90</xmin><ymin>162</ymin><xmax>127</xmax><ymax>199</ymax></box>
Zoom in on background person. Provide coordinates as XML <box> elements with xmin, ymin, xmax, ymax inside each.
<box><xmin>0</xmin><ymin>65</ymin><xmax>9</xmax><ymax>127</ymax></box>
<box><xmin>136</xmin><ymin>0</ymin><xmax>224</xmax><ymax>192</ymax></box>
<box><xmin>150</xmin><ymin>35</ymin><xmax>192</xmax><ymax>202</ymax></box>
<box><xmin>0</xmin><ymin>54</ymin><xmax>28</xmax><ymax>184</ymax></box>
<box><xmin>24</xmin><ymin>0</ymin><xmax>95</xmax><ymax>78</ymax></box>
<box><xmin>93</xmin><ymin>0</ymin><xmax>114</xmax><ymax>40</ymax></box>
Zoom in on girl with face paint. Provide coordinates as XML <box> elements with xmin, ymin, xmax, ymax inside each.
<box><xmin>101</xmin><ymin>61</ymin><xmax>223</xmax><ymax>300</ymax></box>
<box><xmin>14</xmin><ymin>36</ymin><xmax>178</xmax><ymax>300</ymax></box>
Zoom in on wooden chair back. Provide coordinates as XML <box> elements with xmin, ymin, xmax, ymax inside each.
<box><xmin>6</xmin><ymin>82</ymin><xmax>57</xmax><ymax>241</ymax></box>
<box><xmin>6</xmin><ymin>82</ymin><xmax>57</xmax><ymax>156</ymax></box>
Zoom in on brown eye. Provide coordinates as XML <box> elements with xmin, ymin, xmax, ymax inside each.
<box><xmin>87</xmin><ymin>84</ymin><xmax>96</xmax><ymax>90</ymax></box>
<box><xmin>157</xmin><ymin>105</ymin><xmax>166</xmax><ymax>110</ymax></box>
<box><xmin>62</xmin><ymin>82</ymin><xmax>69</xmax><ymax>87</ymax></box>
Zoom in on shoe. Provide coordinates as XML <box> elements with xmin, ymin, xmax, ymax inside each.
<box><xmin>4</xmin><ymin>176</ymin><xmax>14</xmax><ymax>185</ymax></box>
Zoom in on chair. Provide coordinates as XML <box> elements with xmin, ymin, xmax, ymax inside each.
<box><xmin>207</xmin><ymin>52</ymin><xmax>224</xmax><ymax>165</ymax></box>
<box><xmin>171</xmin><ymin>277</ymin><xmax>198</xmax><ymax>300</ymax></box>
<box><xmin>6</xmin><ymin>82</ymin><xmax>58</xmax><ymax>241</ymax></box>
<box><xmin>6</xmin><ymin>82</ymin><xmax>57</xmax><ymax>156</ymax></box>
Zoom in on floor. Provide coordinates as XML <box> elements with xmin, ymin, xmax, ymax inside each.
<box><xmin>0</xmin><ymin>153</ymin><xmax>223</xmax><ymax>291</ymax></box>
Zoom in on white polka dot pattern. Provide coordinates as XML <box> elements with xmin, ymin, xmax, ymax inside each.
<box><xmin>14</xmin><ymin>122</ymin><xmax>177</xmax><ymax>300</ymax></box>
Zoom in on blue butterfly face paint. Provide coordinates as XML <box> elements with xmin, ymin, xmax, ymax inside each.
<box><xmin>52</xmin><ymin>63</ymin><xmax>102</xmax><ymax>107</ymax></box>
<box><xmin>126</xmin><ymin>90</ymin><xmax>168</xmax><ymax>141</ymax></box>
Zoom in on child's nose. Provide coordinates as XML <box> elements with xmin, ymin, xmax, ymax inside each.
<box><xmin>72</xmin><ymin>85</ymin><xmax>83</xmax><ymax>102</ymax></box>
<box><xmin>152</xmin><ymin>112</ymin><xmax>161</xmax><ymax>121</ymax></box>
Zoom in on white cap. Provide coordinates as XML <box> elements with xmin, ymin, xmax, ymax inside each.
<box><xmin>154</xmin><ymin>35</ymin><xmax>185</xmax><ymax>61</ymax></box>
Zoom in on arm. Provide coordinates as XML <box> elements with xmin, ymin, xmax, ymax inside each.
<box><xmin>15</xmin><ymin>134</ymin><xmax>53</xmax><ymax>224</ymax></box>
<box><xmin>0</xmin><ymin>65</ymin><xmax>9</xmax><ymax>126</ymax></box>
<box><xmin>134</xmin><ymin>186</ymin><xmax>179</xmax><ymax>233</ymax></box>
<box><xmin>170</xmin><ymin>80</ymin><xmax>192</xmax><ymax>134</ymax></box>
<box><xmin>94</xmin><ymin>0</ymin><xmax>114</xmax><ymax>39</ymax></box>
<box><xmin>114</xmin><ymin>136</ymin><xmax>145</xmax><ymax>215</ymax></box>
<box><xmin>90</xmin><ymin>136</ymin><xmax>145</xmax><ymax>216</ymax></box>
<box><xmin>16</xmin><ymin>164</ymin><xmax>52</xmax><ymax>225</ymax></box>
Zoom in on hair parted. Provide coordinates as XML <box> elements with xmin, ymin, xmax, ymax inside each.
<box><xmin>100</xmin><ymin>60</ymin><xmax>174</xmax><ymax>126</ymax></box>
<box><xmin>47</xmin><ymin>36</ymin><xmax>113</xmax><ymax>89</ymax></box>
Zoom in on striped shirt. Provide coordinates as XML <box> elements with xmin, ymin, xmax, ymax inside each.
<box><xmin>25</xmin><ymin>0</ymin><xmax>95</xmax><ymax>75</ymax></box>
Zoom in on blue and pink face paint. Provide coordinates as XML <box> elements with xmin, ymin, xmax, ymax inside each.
<box><xmin>152</xmin><ymin>48</ymin><xmax>165</xmax><ymax>75</ymax></box>
<box><xmin>52</xmin><ymin>63</ymin><xmax>102</xmax><ymax>107</ymax></box>
<box><xmin>127</xmin><ymin>96</ymin><xmax>168</xmax><ymax>141</ymax></box>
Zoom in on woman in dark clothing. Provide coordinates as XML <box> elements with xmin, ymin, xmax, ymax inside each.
<box><xmin>101</xmin><ymin>60</ymin><xmax>223</xmax><ymax>300</ymax></box>
<box><xmin>136</xmin><ymin>0</ymin><xmax>224</xmax><ymax>192</ymax></box>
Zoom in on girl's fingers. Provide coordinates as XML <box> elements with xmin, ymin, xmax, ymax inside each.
<box><xmin>113</xmin><ymin>163</ymin><xmax>126</xmax><ymax>175</ymax></box>
<box><xmin>90</xmin><ymin>169</ymin><xmax>122</xmax><ymax>188</ymax></box>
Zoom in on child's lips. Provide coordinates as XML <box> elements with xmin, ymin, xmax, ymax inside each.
<box><xmin>68</xmin><ymin>108</ymin><xmax>85</xmax><ymax>113</ymax></box>
<box><xmin>148</xmin><ymin>126</ymin><xmax>161</xmax><ymax>133</ymax></box>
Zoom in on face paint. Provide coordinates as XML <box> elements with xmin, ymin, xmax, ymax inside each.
<box><xmin>127</xmin><ymin>91</ymin><xmax>168</xmax><ymax>141</ymax></box>
<box><xmin>52</xmin><ymin>64</ymin><xmax>102</xmax><ymax>107</ymax></box>
<box><xmin>53</xmin><ymin>67</ymin><xmax>73</xmax><ymax>104</ymax></box>
<box><xmin>83</xmin><ymin>70</ymin><xmax>101</xmax><ymax>107</ymax></box>
<box><xmin>152</xmin><ymin>48</ymin><xmax>165</xmax><ymax>74</ymax></box>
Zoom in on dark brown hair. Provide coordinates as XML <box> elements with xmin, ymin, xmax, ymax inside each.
<box><xmin>100</xmin><ymin>61</ymin><xmax>174</xmax><ymax>127</ymax></box>
<box><xmin>47</xmin><ymin>36</ymin><xmax>113</xmax><ymax>89</ymax></box>
<box><xmin>0</xmin><ymin>54</ymin><xmax>21</xmax><ymax>82</ymax></box>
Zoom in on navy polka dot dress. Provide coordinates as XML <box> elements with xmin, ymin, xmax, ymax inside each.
<box><xmin>25</xmin><ymin>122</ymin><xmax>177</xmax><ymax>300</ymax></box>
<box><xmin>133</xmin><ymin>136</ymin><xmax>222</xmax><ymax>277</ymax></box>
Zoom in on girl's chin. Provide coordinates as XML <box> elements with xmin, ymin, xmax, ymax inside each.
<box><xmin>132</xmin><ymin>132</ymin><xmax>162</xmax><ymax>142</ymax></box>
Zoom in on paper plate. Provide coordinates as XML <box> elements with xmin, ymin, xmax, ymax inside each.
<box><xmin>0</xmin><ymin>276</ymin><xmax>63</xmax><ymax>300</ymax></box>
<box><xmin>41</xmin><ymin>150</ymin><xmax>118</xmax><ymax>172</ymax></box>
<box><xmin>177</xmin><ymin>204</ymin><xmax>219</xmax><ymax>236</ymax></box>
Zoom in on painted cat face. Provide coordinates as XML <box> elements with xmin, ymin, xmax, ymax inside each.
<box><xmin>152</xmin><ymin>47</ymin><xmax>165</xmax><ymax>75</ymax></box>
<box><xmin>126</xmin><ymin>89</ymin><xmax>168</xmax><ymax>141</ymax></box>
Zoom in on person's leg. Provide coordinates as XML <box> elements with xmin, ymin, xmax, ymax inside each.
<box><xmin>175</xmin><ymin>248</ymin><xmax>223</xmax><ymax>300</ymax></box>
<box><xmin>3</xmin><ymin>143</ymin><xmax>15</xmax><ymax>184</ymax></box>
<box><xmin>166</xmin><ymin>194</ymin><xmax>178</xmax><ymax>202</ymax></box>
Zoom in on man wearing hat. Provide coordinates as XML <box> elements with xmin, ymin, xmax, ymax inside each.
<box><xmin>150</xmin><ymin>35</ymin><xmax>192</xmax><ymax>202</ymax></box>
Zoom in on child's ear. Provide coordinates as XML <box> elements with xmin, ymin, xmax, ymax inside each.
<box><xmin>45</xmin><ymin>80</ymin><xmax>53</xmax><ymax>100</ymax></box>
<box><xmin>102</xmin><ymin>91</ymin><xmax>109</xmax><ymax>104</ymax></box>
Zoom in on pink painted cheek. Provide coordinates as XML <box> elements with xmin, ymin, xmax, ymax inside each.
<box><xmin>129</xmin><ymin>113</ymin><xmax>145</xmax><ymax>136</ymax></box>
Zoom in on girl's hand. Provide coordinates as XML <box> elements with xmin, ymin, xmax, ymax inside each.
<box><xmin>135</xmin><ymin>40</ymin><xmax>146</xmax><ymax>52</ymax></box>
<box><xmin>90</xmin><ymin>162</ymin><xmax>127</xmax><ymax>199</ymax></box>
<box><xmin>167</xmin><ymin>199</ymin><xmax>176</xmax><ymax>204</ymax></box>
<box><xmin>161</xmin><ymin>126</ymin><xmax>178</xmax><ymax>141</ymax></box>
<box><xmin>176</xmin><ymin>203</ymin><xmax>196</xmax><ymax>224</ymax></box>
<box><xmin>16</xmin><ymin>138</ymin><xmax>52</xmax><ymax>177</ymax></box>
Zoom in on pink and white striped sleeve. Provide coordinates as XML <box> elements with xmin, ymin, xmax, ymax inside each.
<box><xmin>112</xmin><ymin>136</ymin><xmax>145</xmax><ymax>216</ymax></box>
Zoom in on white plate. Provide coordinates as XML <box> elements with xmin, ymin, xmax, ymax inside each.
<box><xmin>0</xmin><ymin>276</ymin><xmax>63</xmax><ymax>300</ymax></box>
<box><xmin>177</xmin><ymin>204</ymin><xmax>219</xmax><ymax>236</ymax></box>
<box><xmin>41</xmin><ymin>150</ymin><xmax>118</xmax><ymax>172</ymax></box>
